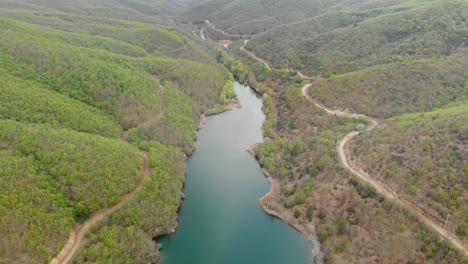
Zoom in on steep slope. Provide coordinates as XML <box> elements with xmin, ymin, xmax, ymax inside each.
<box><xmin>246</xmin><ymin>0</ymin><xmax>467</xmax><ymax>75</ymax></box>
<box><xmin>309</xmin><ymin>52</ymin><xmax>467</xmax><ymax>118</ymax></box>
<box><xmin>222</xmin><ymin>59</ymin><xmax>466</xmax><ymax>262</ymax></box>
<box><xmin>0</xmin><ymin>4</ymin><xmax>232</xmax><ymax>263</ymax></box>
<box><xmin>215</xmin><ymin>5</ymin><xmax>467</xmax><ymax>259</ymax></box>
<box><xmin>0</xmin><ymin>120</ymin><xmax>142</xmax><ymax>263</ymax></box>
<box><xmin>350</xmin><ymin>102</ymin><xmax>468</xmax><ymax>237</ymax></box>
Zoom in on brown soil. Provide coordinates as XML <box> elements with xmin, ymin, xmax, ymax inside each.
<box><xmin>247</xmin><ymin>144</ymin><xmax>324</xmax><ymax>263</ymax></box>
<box><xmin>240</xmin><ymin>38</ymin><xmax>467</xmax><ymax>254</ymax></box>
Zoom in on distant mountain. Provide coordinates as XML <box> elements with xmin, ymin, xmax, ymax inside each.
<box><xmin>179</xmin><ymin>0</ymin><xmax>409</xmax><ymax>34</ymax></box>
<box><xmin>0</xmin><ymin>0</ymin><xmax>210</xmax><ymax>22</ymax></box>
<box><xmin>188</xmin><ymin>0</ymin><xmax>467</xmax><ymax>118</ymax></box>
<box><xmin>246</xmin><ymin>0</ymin><xmax>467</xmax><ymax>74</ymax></box>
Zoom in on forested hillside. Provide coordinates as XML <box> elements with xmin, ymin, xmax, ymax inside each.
<box><xmin>0</xmin><ymin>2</ymin><xmax>232</xmax><ymax>263</ymax></box>
<box><xmin>188</xmin><ymin>0</ymin><xmax>468</xmax><ymax>137</ymax></box>
<box><xmin>245</xmin><ymin>0</ymin><xmax>467</xmax><ymax>75</ymax></box>
<box><xmin>180</xmin><ymin>0</ymin><xmax>383</xmax><ymax>35</ymax></box>
<box><xmin>2</xmin><ymin>0</ymin><xmax>467</xmax><ymax>263</ymax></box>
<box><xmin>0</xmin><ymin>0</ymin><xmax>209</xmax><ymax>22</ymax></box>
<box><xmin>350</xmin><ymin>102</ymin><xmax>468</xmax><ymax>237</ymax></box>
<box><xmin>309</xmin><ymin>53</ymin><xmax>467</xmax><ymax>118</ymax></box>
<box><xmin>219</xmin><ymin>50</ymin><xmax>466</xmax><ymax>263</ymax></box>
<box><xmin>209</xmin><ymin>0</ymin><xmax>467</xmax><ymax>260</ymax></box>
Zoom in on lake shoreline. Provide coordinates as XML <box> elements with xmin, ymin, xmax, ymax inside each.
<box><xmin>159</xmin><ymin>84</ymin><xmax>312</xmax><ymax>264</ymax></box>
<box><xmin>247</xmin><ymin>144</ymin><xmax>324</xmax><ymax>264</ymax></box>
<box><xmin>155</xmin><ymin>99</ymin><xmax>241</xmax><ymax>263</ymax></box>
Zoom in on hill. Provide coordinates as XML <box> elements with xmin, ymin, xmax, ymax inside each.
<box><xmin>185</xmin><ymin>1</ymin><xmax>468</xmax><ymax>119</ymax></box>
<box><xmin>219</xmin><ymin>44</ymin><xmax>466</xmax><ymax>263</ymax></box>
<box><xmin>350</xmin><ymin>102</ymin><xmax>468</xmax><ymax>236</ymax></box>
<box><xmin>212</xmin><ymin>0</ymin><xmax>467</xmax><ymax>259</ymax></box>
<box><xmin>245</xmin><ymin>0</ymin><xmax>467</xmax><ymax>76</ymax></box>
<box><xmin>0</xmin><ymin>3</ymin><xmax>232</xmax><ymax>263</ymax></box>
<box><xmin>309</xmin><ymin>52</ymin><xmax>467</xmax><ymax>118</ymax></box>
<box><xmin>179</xmin><ymin>0</ymin><xmax>385</xmax><ymax>35</ymax></box>
<box><xmin>0</xmin><ymin>0</ymin><xmax>210</xmax><ymax>22</ymax></box>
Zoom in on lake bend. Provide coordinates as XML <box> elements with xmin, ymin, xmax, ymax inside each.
<box><xmin>158</xmin><ymin>82</ymin><xmax>312</xmax><ymax>264</ymax></box>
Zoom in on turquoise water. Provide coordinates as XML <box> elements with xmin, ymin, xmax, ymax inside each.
<box><xmin>158</xmin><ymin>82</ymin><xmax>311</xmax><ymax>264</ymax></box>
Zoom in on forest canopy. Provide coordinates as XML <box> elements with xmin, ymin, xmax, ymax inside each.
<box><xmin>0</xmin><ymin>4</ymin><xmax>231</xmax><ymax>263</ymax></box>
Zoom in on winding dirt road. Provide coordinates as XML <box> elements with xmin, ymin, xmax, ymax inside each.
<box><xmin>301</xmin><ymin>83</ymin><xmax>466</xmax><ymax>252</ymax></box>
<box><xmin>239</xmin><ymin>37</ymin><xmax>467</xmax><ymax>253</ymax></box>
<box><xmin>241</xmin><ymin>40</ymin><xmax>317</xmax><ymax>81</ymax></box>
<box><xmin>240</xmin><ymin>40</ymin><xmax>272</xmax><ymax>70</ymax></box>
<box><xmin>203</xmin><ymin>20</ymin><xmax>250</xmax><ymax>38</ymax></box>
<box><xmin>50</xmin><ymin>151</ymin><xmax>150</xmax><ymax>264</ymax></box>
<box><xmin>200</xmin><ymin>28</ymin><xmax>206</xmax><ymax>40</ymax></box>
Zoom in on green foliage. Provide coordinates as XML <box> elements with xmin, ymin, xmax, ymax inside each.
<box><xmin>349</xmin><ymin>176</ymin><xmax>377</xmax><ymax>199</ymax></box>
<box><xmin>306</xmin><ymin>206</ymin><xmax>314</xmax><ymax>221</ymax></box>
<box><xmin>75</xmin><ymin>141</ymin><xmax>187</xmax><ymax>262</ymax></box>
<box><xmin>408</xmin><ymin>185</ymin><xmax>420</xmax><ymax>195</ymax></box>
<box><xmin>240</xmin><ymin>0</ymin><xmax>468</xmax><ymax>129</ymax></box>
<box><xmin>181</xmin><ymin>0</ymin><xmax>364</xmax><ymax>35</ymax></box>
<box><xmin>0</xmin><ymin>0</ymin><xmax>209</xmax><ymax>23</ymax></box>
<box><xmin>0</xmin><ymin>153</ymin><xmax>74</xmax><ymax>263</ymax></box>
<box><xmin>248</xmin><ymin>0</ymin><xmax>468</xmax><ymax>75</ymax></box>
<box><xmin>109</xmin><ymin>141</ymin><xmax>186</xmax><ymax>237</ymax></box>
<box><xmin>352</xmin><ymin>102</ymin><xmax>468</xmax><ymax>230</ymax></box>
<box><xmin>219</xmin><ymin>79</ymin><xmax>237</xmax><ymax>104</ymax></box>
<box><xmin>254</xmin><ymin>81</ymin><xmax>362</xmax><ymax>182</ymax></box>
<box><xmin>0</xmin><ymin>62</ymin><xmax>121</xmax><ymax>138</ymax></box>
<box><xmin>400</xmin><ymin>224</ymin><xmax>408</xmax><ymax>232</ymax></box>
<box><xmin>294</xmin><ymin>208</ymin><xmax>302</xmax><ymax>218</ymax></box>
<box><xmin>0</xmin><ymin>17</ymin><xmax>161</xmax><ymax>130</ymax></box>
<box><xmin>0</xmin><ymin>120</ymin><xmax>142</xmax><ymax>217</ymax></box>
<box><xmin>140</xmin><ymin>57</ymin><xmax>231</xmax><ymax>111</ymax></box>
<box><xmin>456</xmin><ymin>225</ymin><xmax>467</xmax><ymax>237</ymax></box>
<box><xmin>126</xmin><ymin>81</ymin><xmax>198</xmax><ymax>153</ymax></box>
<box><xmin>0</xmin><ymin>120</ymin><xmax>141</xmax><ymax>263</ymax></box>
<box><xmin>74</xmin><ymin>225</ymin><xmax>158</xmax><ymax>264</ymax></box>
<box><xmin>310</xmin><ymin>54</ymin><xmax>467</xmax><ymax>118</ymax></box>
<box><xmin>294</xmin><ymin>191</ymin><xmax>306</xmax><ymax>205</ymax></box>
<box><xmin>281</xmin><ymin>185</ymin><xmax>295</xmax><ymax>196</ymax></box>
<box><xmin>218</xmin><ymin>49</ymin><xmax>249</xmax><ymax>83</ymax></box>
<box><xmin>0</xmin><ymin>15</ymin><xmax>230</xmax><ymax>132</ymax></box>
<box><xmin>319</xmin><ymin>230</ymin><xmax>330</xmax><ymax>241</ymax></box>
<box><xmin>0</xmin><ymin>5</ymin><xmax>232</xmax><ymax>263</ymax></box>
<box><xmin>226</xmin><ymin>31</ymin><xmax>465</xmax><ymax>262</ymax></box>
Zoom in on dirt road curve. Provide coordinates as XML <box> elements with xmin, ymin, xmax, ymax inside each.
<box><xmin>302</xmin><ymin>82</ymin><xmax>467</xmax><ymax>254</ymax></box>
<box><xmin>334</xmin><ymin>115</ymin><xmax>467</xmax><ymax>252</ymax></box>
<box><xmin>241</xmin><ymin>40</ymin><xmax>272</xmax><ymax>70</ymax></box>
<box><xmin>241</xmin><ymin>41</ymin><xmax>318</xmax><ymax>82</ymax></box>
<box><xmin>301</xmin><ymin>84</ymin><xmax>377</xmax><ymax>126</ymax></box>
<box><xmin>203</xmin><ymin>20</ymin><xmax>250</xmax><ymax>38</ymax></box>
<box><xmin>238</xmin><ymin>36</ymin><xmax>467</xmax><ymax>253</ymax></box>
<box><xmin>50</xmin><ymin>151</ymin><xmax>150</xmax><ymax>264</ymax></box>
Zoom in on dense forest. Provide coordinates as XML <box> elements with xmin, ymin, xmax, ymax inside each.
<box><xmin>73</xmin><ymin>142</ymin><xmax>187</xmax><ymax>263</ymax></box>
<box><xmin>0</xmin><ymin>2</ymin><xmax>234</xmax><ymax>263</ymax></box>
<box><xmin>0</xmin><ymin>0</ymin><xmax>210</xmax><ymax>22</ymax></box>
<box><xmin>179</xmin><ymin>0</ymin><xmax>383</xmax><ymax>35</ymax></box>
<box><xmin>1</xmin><ymin>0</ymin><xmax>467</xmax><ymax>263</ymax></box>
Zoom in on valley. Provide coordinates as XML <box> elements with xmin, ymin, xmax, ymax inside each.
<box><xmin>0</xmin><ymin>0</ymin><xmax>466</xmax><ymax>263</ymax></box>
